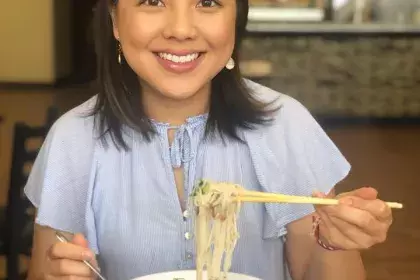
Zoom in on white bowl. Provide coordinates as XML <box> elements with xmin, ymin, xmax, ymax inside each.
<box><xmin>132</xmin><ymin>270</ymin><xmax>261</xmax><ymax>280</ymax></box>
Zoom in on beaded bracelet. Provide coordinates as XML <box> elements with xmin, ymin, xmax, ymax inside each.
<box><xmin>311</xmin><ymin>216</ymin><xmax>341</xmax><ymax>251</ymax></box>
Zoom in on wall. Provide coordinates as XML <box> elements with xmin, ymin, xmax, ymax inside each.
<box><xmin>241</xmin><ymin>33</ymin><xmax>420</xmax><ymax>118</ymax></box>
<box><xmin>0</xmin><ymin>87</ymin><xmax>92</xmax><ymax>206</ymax></box>
<box><xmin>0</xmin><ymin>0</ymin><xmax>72</xmax><ymax>84</ymax></box>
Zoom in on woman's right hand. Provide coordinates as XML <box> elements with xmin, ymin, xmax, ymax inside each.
<box><xmin>45</xmin><ymin>233</ymin><xmax>98</xmax><ymax>279</ymax></box>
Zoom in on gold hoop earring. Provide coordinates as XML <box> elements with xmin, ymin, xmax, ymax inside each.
<box><xmin>117</xmin><ymin>43</ymin><xmax>122</xmax><ymax>64</ymax></box>
<box><xmin>225</xmin><ymin>57</ymin><xmax>235</xmax><ymax>70</ymax></box>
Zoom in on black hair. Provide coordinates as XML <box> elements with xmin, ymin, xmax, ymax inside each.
<box><xmin>91</xmin><ymin>0</ymin><xmax>275</xmax><ymax>150</ymax></box>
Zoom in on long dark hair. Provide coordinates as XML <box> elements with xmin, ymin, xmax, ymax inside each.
<box><xmin>91</xmin><ymin>0</ymin><xmax>275</xmax><ymax>150</ymax></box>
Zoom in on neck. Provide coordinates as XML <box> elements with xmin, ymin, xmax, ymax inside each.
<box><xmin>141</xmin><ymin>83</ymin><xmax>211</xmax><ymax>126</ymax></box>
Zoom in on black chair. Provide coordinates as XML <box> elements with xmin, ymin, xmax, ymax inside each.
<box><xmin>0</xmin><ymin>116</ymin><xmax>6</xmax><ymax>273</ymax></box>
<box><xmin>5</xmin><ymin>107</ymin><xmax>59</xmax><ymax>280</ymax></box>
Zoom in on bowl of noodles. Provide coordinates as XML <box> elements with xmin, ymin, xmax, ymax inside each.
<box><xmin>132</xmin><ymin>270</ymin><xmax>261</xmax><ymax>280</ymax></box>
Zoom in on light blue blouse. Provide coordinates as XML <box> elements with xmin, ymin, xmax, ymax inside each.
<box><xmin>24</xmin><ymin>80</ymin><xmax>350</xmax><ymax>280</ymax></box>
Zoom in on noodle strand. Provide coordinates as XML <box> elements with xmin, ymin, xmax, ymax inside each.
<box><xmin>191</xmin><ymin>180</ymin><xmax>242</xmax><ymax>280</ymax></box>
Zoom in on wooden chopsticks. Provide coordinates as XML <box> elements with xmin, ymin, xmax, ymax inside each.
<box><xmin>235</xmin><ymin>190</ymin><xmax>403</xmax><ymax>209</ymax></box>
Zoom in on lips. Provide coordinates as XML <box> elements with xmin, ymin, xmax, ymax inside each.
<box><xmin>158</xmin><ymin>52</ymin><xmax>200</xmax><ymax>63</ymax></box>
<box><xmin>154</xmin><ymin>51</ymin><xmax>205</xmax><ymax>74</ymax></box>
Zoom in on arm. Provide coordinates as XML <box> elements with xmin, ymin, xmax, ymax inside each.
<box><xmin>28</xmin><ymin>219</ymin><xmax>97</xmax><ymax>280</ymax></box>
<box><xmin>285</xmin><ymin>189</ymin><xmax>366</xmax><ymax>280</ymax></box>
<box><xmin>242</xmin><ymin>95</ymin><xmax>368</xmax><ymax>278</ymax></box>
<box><xmin>285</xmin><ymin>214</ymin><xmax>365</xmax><ymax>280</ymax></box>
<box><xmin>23</xmin><ymin>105</ymin><xmax>98</xmax><ymax>279</ymax></box>
<box><xmin>28</xmin><ymin>224</ymin><xmax>74</xmax><ymax>280</ymax></box>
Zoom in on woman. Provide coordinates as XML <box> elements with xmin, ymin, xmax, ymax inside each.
<box><xmin>25</xmin><ymin>0</ymin><xmax>393</xmax><ymax>279</ymax></box>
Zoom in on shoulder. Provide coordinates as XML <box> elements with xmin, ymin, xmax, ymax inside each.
<box><xmin>241</xmin><ymin>81</ymin><xmax>350</xmax><ymax>228</ymax></box>
<box><xmin>243</xmin><ymin>79</ymin><xmax>317</xmax><ymax>132</ymax></box>
<box><xmin>47</xmin><ymin>95</ymin><xmax>99</xmax><ymax>146</ymax></box>
<box><xmin>24</xmin><ymin>96</ymin><xmax>101</xmax><ymax>239</ymax></box>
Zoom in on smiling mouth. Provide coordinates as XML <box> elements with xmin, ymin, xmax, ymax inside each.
<box><xmin>156</xmin><ymin>52</ymin><xmax>203</xmax><ymax>64</ymax></box>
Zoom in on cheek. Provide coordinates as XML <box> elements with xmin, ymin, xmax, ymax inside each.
<box><xmin>199</xmin><ymin>15</ymin><xmax>236</xmax><ymax>50</ymax></box>
<box><xmin>117</xmin><ymin>11</ymin><xmax>162</xmax><ymax>50</ymax></box>
<box><xmin>123</xmin><ymin>23</ymin><xmax>153</xmax><ymax>50</ymax></box>
<box><xmin>117</xmin><ymin>15</ymin><xmax>162</xmax><ymax>75</ymax></box>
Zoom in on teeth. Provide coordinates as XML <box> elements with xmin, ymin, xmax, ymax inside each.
<box><xmin>158</xmin><ymin>52</ymin><xmax>199</xmax><ymax>63</ymax></box>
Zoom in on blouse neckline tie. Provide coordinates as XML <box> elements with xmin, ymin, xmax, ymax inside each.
<box><xmin>151</xmin><ymin>114</ymin><xmax>207</xmax><ymax>168</ymax></box>
<box><xmin>170</xmin><ymin>125</ymin><xmax>194</xmax><ymax>168</ymax></box>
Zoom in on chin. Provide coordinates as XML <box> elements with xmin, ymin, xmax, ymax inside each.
<box><xmin>148</xmin><ymin>75</ymin><xmax>210</xmax><ymax>101</ymax></box>
<box><xmin>157</xmin><ymin>84</ymin><xmax>204</xmax><ymax>100</ymax></box>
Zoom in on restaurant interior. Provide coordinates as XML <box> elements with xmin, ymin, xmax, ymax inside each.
<box><xmin>0</xmin><ymin>0</ymin><xmax>419</xmax><ymax>279</ymax></box>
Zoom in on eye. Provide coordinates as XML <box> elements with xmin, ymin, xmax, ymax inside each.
<box><xmin>197</xmin><ymin>0</ymin><xmax>220</xmax><ymax>8</ymax></box>
<box><xmin>138</xmin><ymin>0</ymin><xmax>164</xmax><ymax>7</ymax></box>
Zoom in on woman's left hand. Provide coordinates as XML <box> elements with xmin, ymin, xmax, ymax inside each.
<box><xmin>314</xmin><ymin>187</ymin><xmax>393</xmax><ymax>250</ymax></box>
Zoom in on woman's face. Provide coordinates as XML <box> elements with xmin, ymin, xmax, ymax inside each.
<box><xmin>112</xmin><ymin>0</ymin><xmax>236</xmax><ymax>100</ymax></box>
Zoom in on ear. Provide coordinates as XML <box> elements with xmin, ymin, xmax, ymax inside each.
<box><xmin>110</xmin><ymin>6</ymin><xmax>120</xmax><ymax>41</ymax></box>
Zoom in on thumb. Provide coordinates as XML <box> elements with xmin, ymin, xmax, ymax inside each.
<box><xmin>71</xmin><ymin>233</ymin><xmax>99</xmax><ymax>267</ymax></box>
<box><xmin>71</xmin><ymin>233</ymin><xmax>89</xmax><ymax>248</ymax></box>
<box><xmin>339</xmin><ymin>186</ymin><xmax>378</xmax><ymax>200</ymax></box>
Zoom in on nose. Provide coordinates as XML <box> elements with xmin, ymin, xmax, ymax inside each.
<box><xmin>163</xmin><ymin>10</ymin><xmax>197</xmax><ymax>41</ymax></box>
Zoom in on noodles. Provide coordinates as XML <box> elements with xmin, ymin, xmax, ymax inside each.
<box><xmin>191</xmin><ymin>180</ymin><xmax>243</xmax><ymax>280</ymax></box>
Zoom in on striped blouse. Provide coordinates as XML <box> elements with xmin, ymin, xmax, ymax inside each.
<box><xmin>24</xmin><ymin>80</ymin><xmax>350</xmax><ymax>280</ymax></box>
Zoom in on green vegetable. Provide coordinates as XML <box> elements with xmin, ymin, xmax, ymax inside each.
<box><xmin>191</xmin><ymin>179</ymin><xmax>211</xmax><ymax>197</ymax></box>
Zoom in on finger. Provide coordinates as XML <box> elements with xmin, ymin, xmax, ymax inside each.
<box><xmin>340</xmin><ymin>187</ymin><xmax>378</xmax><ymax>200</ymax></box>
<box><xmin>71</xmin><ymin>234</ymin><xmax>99</xmax><ymax>268</ymax></box>
<box><xmin>45</xmin><ymin>276</ymin><xmax>94</xmax><ymax>280</ymax></box>
<box><xmin>317</xmin><ymin>209</ymin><xmax>359</xmax><ymax>250</ymax></box>
<box><xmin>45</xmin><ymin>275</ymin><xmax>96</xmax><ymax>280</ymax></box>
<box><xmin>312</xmin><ymin>191</ymin><xmax>329</xmax><ymax>198</ymax></box>
<box><xmin>49</xmin><ymin>259</ymin><xmax>94</xmax><ymax>277</ymax></box>
<box><xmin>49</xmin><ymin>242</ymin><xmax>95</xmax><ymax>262</ymax></box>
<box><xmin>339</xmin><ymin>197</ymin><xmax>392</xmax><ymax>222</ymax></box>
<box><xmin>313</xmin><ymin>191</ymin><xmax>331</xmax><ymax>212</ymax></box>
<box><xmin>62</xmin><ymin>277</ymin><xmax>94</xmax><ymax>280</ymax></box>
<box><xmin>316</xmin><ymin>207</ymin><xmax>335</xmax><ymax>229</ymax></box>
<box><xmin>328</xmin><ymin>216</ymin><xmax>383</xmax><ymax>249</ymax></box>
<box><xmin>72</xmin><ymin>233</ymin><xmax>89</xmax><ymax>248</ymax></box>
<box><xmin>324</xmin><ymin>204</ymin><xmax>386</xmax><ymax>236</ymax></box>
